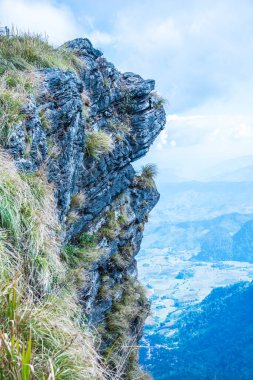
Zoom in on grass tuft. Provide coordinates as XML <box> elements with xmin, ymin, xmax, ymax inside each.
<box><xmin>67</xmin><ymin>210</ymin><xmax>80</xmax><ymax>225</ymax></box>
<box><xmin>71</xmin><ymin>191</ymin><xmax>86</xmax><ymax>208</ymax></box>
<box><xmin>85</xmin><ymin>131</ymin><xmax>114</xmax><ymax>159</ymax></box>
<box><xmin>135</xmin><ymin>163</ymin><xmax>158</xmax><ymax>189</ymax></box>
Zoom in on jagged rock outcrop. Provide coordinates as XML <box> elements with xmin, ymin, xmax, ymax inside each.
<box><xmin>6</xmin><ymin>38</ymin><xmax>166</xmax><ymax>377</ymax></box>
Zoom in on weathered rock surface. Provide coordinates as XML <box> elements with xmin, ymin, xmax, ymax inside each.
<box><xmin>6</xmin><ymin>38</ymin><xmax>166</xmax><ymax>377</ymax></box>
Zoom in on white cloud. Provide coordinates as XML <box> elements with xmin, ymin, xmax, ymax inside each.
<box><xmin>107</xmin><ymin>0</ymin><xmax>253</xmax><ymax>114</ymax></box>
<box><xmin>0</xmin><ymin>0</ymin><xmax>113</xmax><ymax>46</ymax></box>
<box><xmin>156</xmin><ymin>128</ymin><xmax>168</xmax><ymax>150</ymax></box>
<box><xmin>89</xmin><ymin>30</ymin><xmax>113</xmax><ymax>46</ymax></box>
<box><xmin>0</xmin><ymin>0</ymin><xmax>82</xmax><ymax>45</ymax></box>
<box><xmin>164</xmin><ymin>114</ymin><xmax>253</xmax><ymax>147</ymax></box>
<box><xmin>140</xmin><ymin>112</ymin><xmax>253</xmax><ymax>180</ymax></box>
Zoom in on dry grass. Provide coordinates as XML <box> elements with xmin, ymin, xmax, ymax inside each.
<box><xmin>85</xmin><ymin>131</ymin><xmax>114</xmax><ymax>159</ymax></box>
<box><xmin>135</xmin><ymin>164</ymin><xmax>158</xmax><ymax>189</ymax></box>
<box><xmin>0</xmin><ymin>152</ymin><xmax>113</xmax><ymax>379</ymax></box>
<box><xmin>0</xmin><ymin>150</ymin><xmax>63</xmax><ymax>293</ymax></box>
<box><xmin>0</xmin><ymin>31</ymin><xmax>84</xmax><ymax>145</ymax></box>
<box><xmin>0</xmin><ymin>277</ymin><xmax>110</xmax><ymax>380</ymax></box>
<box><xmin>71</xmin><ymin>191</ymin><xmax>87</xmax><ymax>208</ymax></box>
<box><xmin>103</xmin><ymin>277</ymin><xmax>149</xmax><ymax>378</ymax></box>
<box><xmin>67</xmin><ymin>210</ymin><xmax>80</xmax><ymax>224</ymax></box>
<box><xmin>0</xmin><ymin>70</ymin><xmax>39</xmax><ymax>144</ymax></box>
<box><xmin>0</xmin><ymin>31</ymin><xmax>83</xmax><ymax>74</ymax></box>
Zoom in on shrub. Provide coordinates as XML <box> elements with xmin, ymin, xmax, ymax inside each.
<box><xmin>118</xmin><ymin>91</ymin><xmax>137</xmax><ymax>114</ymax></box>
<box><xmin>85</xmin><ymin>131</ymin><xmax>113</xmax><ymax>159</ymax></box>
<box><xmin>109</xmin><ymin>121</ymin><xmax>130</xmax><ymax>135</ymax></box>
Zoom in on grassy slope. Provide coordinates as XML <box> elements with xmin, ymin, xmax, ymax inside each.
<box><xmin>0</xmin><ymin>33</ymin><xmax>110</xmax><ymax>380</ymax></box>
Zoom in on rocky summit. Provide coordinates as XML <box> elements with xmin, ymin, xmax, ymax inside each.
<box><xmin>0</xmin><ymin>35</ymin><xmax>165</xmax><ymax>379</ymax></box>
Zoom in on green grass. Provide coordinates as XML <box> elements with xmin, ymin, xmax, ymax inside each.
<box><xmin>61</xmin><ymin>244</ymin><xmax>101</xmax><ymax>269</ymax></box>
<box><xmin>0</xmin><ymin>91</ymin><xmax>23</xmax><ymax>144</ymax></box>
<box><xmin>85</xmin><ymin>131</ymin><xmax>114</xmax><ymax>159</ymax></box>
<box><xmin>98</xmin><ymin>211</ymin><xmax>120</xmax><ymax>240</ymax></box>
<box><xmin>61</xmin><ymin>233</ymin><xmax>100</xmax><ymax>270</ymax></box>
<box><xmin>0</xmin><ymin>153</ymin><xmax>62</xmax><ymax>293</ymax></box>
<box><xmin>0</xmin><ymin>70</ymin><xmax>39</xmax><ymax>145</ymax></box>
<box><xmin>0</xmin><ymin>31</ymin><xmax>83</xmax><ymax>74</ymax></box>
<box><xmin>0</xmin><ymin>153</ymin><xmax>110</xmax><ymax>380</ymax></box>
<box><xmin>0</xmin><ymin>32</ymin><xmax>83</xmax><ymax>145</ymax></box>
<box><xmin>0</xmin><ymin>278</ymin><xmax>108</xmax><ymax>380</ymax></box>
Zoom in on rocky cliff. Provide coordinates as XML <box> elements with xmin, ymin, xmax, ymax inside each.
<box><xmin>1</xmin><ymin>36</ymin><xmax>165</xmax><ymax>378</ymax></box>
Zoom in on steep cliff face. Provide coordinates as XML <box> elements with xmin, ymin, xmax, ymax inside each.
<box><xmin>4</xmin><ymin>37</ymin><xmax>165</xmax><ymax>378</ymax></box>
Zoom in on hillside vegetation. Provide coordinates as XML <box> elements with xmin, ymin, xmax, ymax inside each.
<box><xmin>0</xmin><ymin>32</ymin><xmax>110</xmax><ymax>380</ymax></box>
<box><xmin>0</xmin><ymin>29</ymin><xmax>166</xmax><ymax>380</ymax></box>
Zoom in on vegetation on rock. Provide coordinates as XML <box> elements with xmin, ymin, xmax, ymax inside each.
<box><xmin>85</xmin><ymin>130</ymin><xmax>114</xmax><ymax>159</ymax></box>
<box><xmin>0</xmin><ymin>32</ymin><xmax>165</xmax><ymax>380</ymax></box>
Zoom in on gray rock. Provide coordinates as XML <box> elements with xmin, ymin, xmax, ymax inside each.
<box><xmin>6</xmin><ymin>37</ymin><xmax>166</xmax><ymax>376</ymax></box>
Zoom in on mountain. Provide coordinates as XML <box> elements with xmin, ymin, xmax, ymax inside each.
<box><xmin>201</xmin><ymin>156</ymin><xmax>253</xmax><ymax>181</ymax></box>
<box><xmin>211</xmin><ymin>165</ymin><xmax>253</xmax><ymax>182</ymax></box>
<box><xmin>138</xmin><ymin>182</ymin><xmax>253</xmax><ymax>379</ymax></box>
<box><xmin>195</xmin><ymin>227</ymin><xmax>233</xmax><ymax>260</ymax></box>
<box><xmin>0</xmin><ymin>33</ymin><xmax>165</xmax><ymax>379</ymax></box>
<box><xmin>233</xmin><ymin>221</ymin><xmax>253</xmax><ymax>262</ymax></box>
<box><xmin>195</xmin><ymin>219</ymin><xmax>253</xmax><ymax>262</ymax></box>
<box><xmin>140</xmin><ymin>281</ymin><xmax>253</xmax><ymax>380</ymax></box>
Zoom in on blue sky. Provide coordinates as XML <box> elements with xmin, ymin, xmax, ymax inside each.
<box><xmin>1</xmin><ymin>0</ymin><xmax>253</xmax><ymax>180</ymax></box>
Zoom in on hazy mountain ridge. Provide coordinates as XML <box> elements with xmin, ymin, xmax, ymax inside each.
<box><xmin>138</xmin><ymin>179</ymin><xmax>253</xmax><ymax>379</ymax></box>
<box><xmin>140</xmin><ymin>281</ymin><xmax>253</xmax><ymax>380</ymax></box>
<box><xmin>196</xmin><ymin>218</ymin><xmax>253</xmax><ymax>262</ymax></box>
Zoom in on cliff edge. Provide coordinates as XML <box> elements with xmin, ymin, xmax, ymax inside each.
<box><xmin>0</xmin><ymin>34</ymin><xmax>165</xmax><ymax>379</ymax></box>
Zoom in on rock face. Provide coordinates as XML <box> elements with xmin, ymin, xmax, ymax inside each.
<box><xmin>6</xmin><ymin>38</ymin><xmax>166</xmax><ymax>377</ymax></box>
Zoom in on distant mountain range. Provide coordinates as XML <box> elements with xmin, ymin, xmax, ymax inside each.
<box><xmin>140</xmin><ymin>281</ymin><xmax>253</xmax><ymax>380</ymax></box>
<box><xmin>195</xmin><ymin>219</ymin><xmax>253</xmax><ymax>262</ymax></box>
<box><xmin>201</xmin><ymin>155</ymin><xmax>253</xmax><ymax>182</ymax></box>
<box><xmin>138</xmin><ymin>178</ymin><xmax>253</xmax><ymax>379</ymax></box>
<box><xmin>154</xmin><ymin>155</ymin><xmax>253</xmax><ymax>184</ymax></box>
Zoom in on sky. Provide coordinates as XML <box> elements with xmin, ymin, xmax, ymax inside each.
<box><xmin>1</xmin><ymin>0</ymin><xmax>253</xmax><ymax>181</ymax></box>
